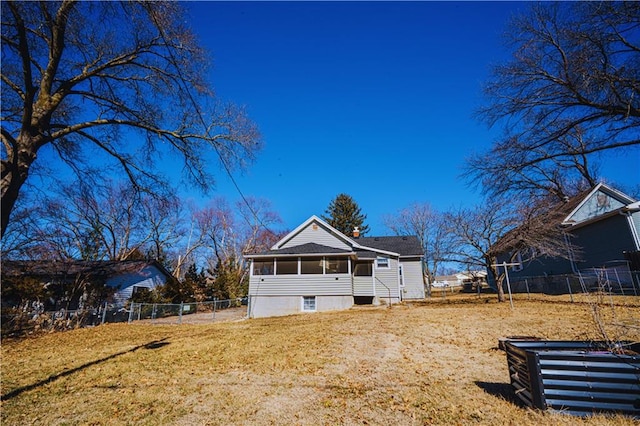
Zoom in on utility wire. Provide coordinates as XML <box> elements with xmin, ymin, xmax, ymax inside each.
<box><xmin>146</xmin><ymin>3</ymin><xmax>272</xmax><ymax>234</ymax></box>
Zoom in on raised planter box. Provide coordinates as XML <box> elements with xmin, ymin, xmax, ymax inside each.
<box><xmin>501</xmin><ymin>339</ymin><xmax>640</xmax><ymax>418</ymax></box>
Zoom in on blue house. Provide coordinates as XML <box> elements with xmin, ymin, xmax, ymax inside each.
<box><xmin>493</xmin><ymin>183</ymin><xmax>640</xmax><ymax>286</ymax></box>
<box><xmin>1</xmin><ymin>260</ymin><xmax>172</xmax><ymax>309</ymax></box>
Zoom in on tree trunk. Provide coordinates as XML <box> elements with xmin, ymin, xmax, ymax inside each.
<box><xmin>488</xmin><ymin>265</ymin><xmax>506</xmax><ymax>302</ymax></box>
<box><xmin>1</xmin><ymin>134</ymin><xmax>37</xmax><ymax>238</ymax></box>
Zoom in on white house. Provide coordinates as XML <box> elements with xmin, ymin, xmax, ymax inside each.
<box><xmin>245</xmin><ymin>215</ymin><xmax>425</xmax><ymax>318</ymax></box>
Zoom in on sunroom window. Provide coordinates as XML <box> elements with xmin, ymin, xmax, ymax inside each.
<box><xmin>252</xmin><ymin>260</ymin><xmax>274</xmax><ymax>275</ymax></box>
<box><xmin>325</xmin><ymin>257</ymin><xmax>348</xmax><ymax>274</ymax></box>
<box><xmin>353</xmin><ymin>261</ymin><xmax>372</xmax><ymax>276</ymax></box>
<box><xmin>301</xmin><ymin>257</ymin><xmax>323</xmax><ymax>274</ymax></box>
<box><xmin>276</xmin><ymin>258</ymin><xmax>298</xmax><ymax>275</ymax></box>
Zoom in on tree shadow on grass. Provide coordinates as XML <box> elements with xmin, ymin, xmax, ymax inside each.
<box><xmin>1</xmin><ymin>338</ymin><xmax>170</xmax><ymax>401</ymax></box>
<box><xmin>475</xmin><ymin>381</ymin><xmax>524</xmax><ymax>407</ymax></box>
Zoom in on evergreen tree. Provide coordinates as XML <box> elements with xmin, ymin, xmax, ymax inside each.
<box><xmin>322</xmin><ymin>194</ymin><xmax>370</xmax><ymax>236</ymax></box>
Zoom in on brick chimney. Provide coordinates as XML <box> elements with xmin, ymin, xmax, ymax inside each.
<box><xmin>352</xmin><ymin>226</ymin><xmax>360</xmax><ymax>238</ymax></box>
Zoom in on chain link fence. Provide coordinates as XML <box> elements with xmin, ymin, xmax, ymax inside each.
<box><xmin>506</xmin><ymin>269</ymin><xmax>639</xmax><ymax>297</ymax></box>
<box><xmin>1</xmin><ymin>298</ymin><xmax>247</xmax><ymax>337</ymax></box>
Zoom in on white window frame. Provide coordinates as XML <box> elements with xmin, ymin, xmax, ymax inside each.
<box><xmin>376</xmin><ymin>256</ymin><xmax>390</xmax><ymax>269</ymax></box>
<box><xmin>302</xmin><ymin>296</ymin><xmax>316</xmax><ymax>312</ymax></box>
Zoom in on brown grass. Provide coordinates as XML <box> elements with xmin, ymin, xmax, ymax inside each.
<box><xmin>2</xmin><ymin>294</ymin><xmax>639</xmax><ymax>425</ymax></box>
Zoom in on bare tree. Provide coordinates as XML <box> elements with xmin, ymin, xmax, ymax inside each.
<box><xmin>1</xmin><ymin>1</ymin><xmax>261</xmax><ymax>238</ymax></box>
<box><xmin>444</xmin><ymin>197</ymin><xmax>572</xmax><ymax>302</ymax></box>
<box><xmin>383</xmin><ymin>203</ymin><xmax>450</xmax><ymax>296</ymax></box>
<box><xmin>16</xmin><ymin>179</ymin><xmax>184</xmax><ymax>262</ymax></box>
<box><xmin>193</xmin><ymin>197</ymin><xmax>283</xmax><ymax>300</ymax></box>
<box><xmin>469</xmin><ymin>1</ymin><xmax>640</xmax><ymax>202</ymax></box>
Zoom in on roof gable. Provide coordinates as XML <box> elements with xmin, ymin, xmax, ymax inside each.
<box><xmin>563</xmin><ymin>183</ymin><xmax>636</xmax><ymax>226</ymax></box>
<box><xmin>265</xmin><ymin>215</ymin><xmax>423</xmax><ymax>258</ymax></box>
<box><xmin>273</xmin><ymin>215</ymin><xmax>357</xmax><ymax>251</ymax></box>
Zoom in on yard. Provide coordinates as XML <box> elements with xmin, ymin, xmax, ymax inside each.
<box><xmin>2</xmin><ymin>294</ymin><xmax>639</xmax><ymax>425</ymax></box>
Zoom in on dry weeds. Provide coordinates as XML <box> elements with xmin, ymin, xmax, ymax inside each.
<box><xmin>2</xmin><ymin>294</ymin><xmax>639</xmax><ymax>425</ymax></box>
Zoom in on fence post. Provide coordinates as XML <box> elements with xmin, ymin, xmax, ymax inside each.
<box><xmin>179</xmin><ymin>302</ymin><xmax>183</xmax><ymax>325</ymax></box>
<box><xmin>101</xmin><ymin>301</ymin><xmax>107</xmax><ymax>325</ymax></box>
<box><xmin>566</xmin><ymin>277</ymin><xmax>574</xmax><ymax>302</ymax></box>
<box><xmin>612</xmin><ymin>269</ymin><xmax>625</xmax><ymax>295</ymax></box>
<box><xmin>128</xmin><ymin>304</ymin><xmax>134</xmax><ymax>324</ymax></box>
<box><xmin>525</xmin><ymin>279</ymin><xmax>530</xmax><ymax>300</ymax></box>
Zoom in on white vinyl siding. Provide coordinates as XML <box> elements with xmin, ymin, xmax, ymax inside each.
<box><xmin>106</xmin><ymin>265</ymin><xmax>167</xmax><ymax>307</ymax></box>
<box><xmin>353</xmin><ymin>276</ymin><xmax>374</xmax><ymax>296</ymax></box>
<box><xmin>373</xmin><ymin>257</ymin><xmax>400</xmax><ymax>299</ymax></box>
<box><xmin>280</xmin><ymin>221</ymin><xmax>351</xmax><ymax>250</ymax></box>
<box><xmin>399</xmin><ymin>260</ymin><xmax>425</xmax><ymax>299</ymax></box>
<box><xmin>249</xmin><ymin>275</ymin><xmax>352</xmax><ymax>297</ymax></box>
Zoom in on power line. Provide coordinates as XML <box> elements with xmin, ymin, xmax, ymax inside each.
<box><xmin>146</xmin><ymin>3</ymin><xmax>271</xmax><ymax>233</ymax></box>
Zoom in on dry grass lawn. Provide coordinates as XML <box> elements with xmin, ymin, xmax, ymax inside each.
<box><xmin>2</xmin><ymin>293</ymin><xmax>639</xmax><ymax>425</ymax></box>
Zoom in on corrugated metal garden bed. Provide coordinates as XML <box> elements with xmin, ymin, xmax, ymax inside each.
<box><xmin>501</xmin><ymin>338</ymin><xmax>640</xmax><ymax>418</ymax></box>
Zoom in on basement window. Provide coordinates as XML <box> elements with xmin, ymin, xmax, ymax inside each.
<box><xmin>302</xmin><ymin>296</ymin><xmax>316</xmax><ymax>312</ymax></box>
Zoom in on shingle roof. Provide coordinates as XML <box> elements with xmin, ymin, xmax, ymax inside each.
<box><xmin>356</xmin><ymin>236</ymin><xmax>424</xmax><ymax>257</ymax></box>
<box><xmin>250</xmin><ymin>243</ymin><xmax>353</xmax><ymax>256</ymax></box>
<box><xmin>1</xmin><ymin>260</ymin><xmax>170</xmax><ymax>279</ymax></box>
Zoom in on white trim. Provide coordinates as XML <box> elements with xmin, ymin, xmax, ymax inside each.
<box><xmin>562</xmin><ymin>183</ymin><xmax>636</xmax><ymax>225</ymax></box>
<box><xmin>272</xmin><ymin>215</ymin><xmax>359</xmax><ymax>250</ymax></box>
<box><xmin>625</xmin><ymin>211</ymin><xmax>640</xmax><ymax>250</ymax></box>
<box><xmin>375</xmin><ymin>256</ymin><xmax>390</xmax><ymax>269</ymax></box>
<box><xmin>270</xmin><ymin>215</ymin><xmax>400</xmax><ymax>257</ymax></box>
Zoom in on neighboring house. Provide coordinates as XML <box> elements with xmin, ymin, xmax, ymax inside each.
<box><xmin>1</xmin><ymin>260</ymin><xmax>172</xmax><ymax>309</ymax></box>
<box><xmin>433</xmin><ymin>271</ymin><xmax>487</xmax><ymax>290</ymax></box>
<box><xmin>492</xmin><ymin>183</ymin><xmax>640</xmax><ymax>284</ymax></box>
<box><xmin>245</xmin><ymin>215</ymin><xmax>425</xmax><ymax>318</ymax></box>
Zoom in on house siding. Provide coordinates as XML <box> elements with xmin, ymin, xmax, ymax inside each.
<box><xmin>280</xmin><ymin>221</ymin><xmax>351</xmax><ymax>250</ymax></box>
<box><xmin>353</xmin><ymin>275</ymin><xmax>374</xmax><ymax>296</ymax></box>
<box><xmin>499</xmin><ymin>212</ymin><xmax>638</xmax><ymax>280</ymax></box>
<box><xmin>374</xmin><ymin>258</ymin><xmax>400</xmax><ymax>301</ymax></box>
<box><xmin>573</xmin><ymin>214</ymin><xmax>636</xmax><ymax>269</ymax></box>
<box><xmin>249</xmin><ymin>274</ymin><xmax>352</xmax><ymax>297</ymax></box>
<box><xmin>106</xmin><ymin>265</ymin><xmax>167</xmax><ymax>306</ymax></box>
<box><xmin>400</xmin><ymin>259</ymin><xmax>425</xmax><ymax>299</ymax></box>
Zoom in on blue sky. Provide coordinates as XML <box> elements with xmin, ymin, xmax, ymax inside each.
<box><xmin>180</xmin><ymin>1</ymin><xmax>638</xmax><ymax>235</ymax></box>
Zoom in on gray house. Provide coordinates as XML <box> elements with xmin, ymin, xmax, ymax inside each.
<box><xmin>245</xmin><ymin>215</ymin><xmax>425</xmax><ymax>318</ymax></box>
<box><xmin>494</xmin><ymin>183</ymin><xmax>640</xmax><ymax>283</ymax></box>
